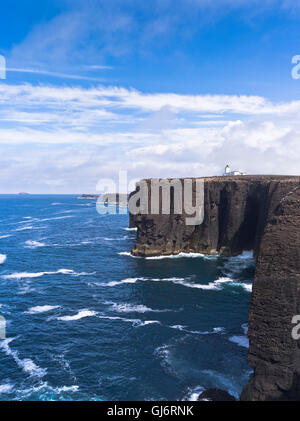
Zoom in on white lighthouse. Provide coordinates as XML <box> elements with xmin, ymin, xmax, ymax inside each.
<box><xmin>224</xmin><ymin>165</ymin><xmax>231</xmax><ymax>175</ymax></box>
<box><xmin>223</xmin><ymin>165</ymin><xmax>246</xmax><ymax>176</ymax></box>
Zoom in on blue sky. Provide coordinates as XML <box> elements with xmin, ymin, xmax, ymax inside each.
<box><xmin>0</xmin><ymin>0</ymin><xmax>300</xmax><ymax>193</ymax></box>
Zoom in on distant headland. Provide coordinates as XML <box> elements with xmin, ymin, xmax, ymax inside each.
<box><xmin>80</xmin><ymin>193</ymin><xmax>128</xmax><ymax>206</ymax></box>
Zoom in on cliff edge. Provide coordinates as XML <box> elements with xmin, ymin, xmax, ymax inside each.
<box><xmin>129</xmin><ymin>175</ymin><xmax>300</xmax><ymax>401</ymax></box>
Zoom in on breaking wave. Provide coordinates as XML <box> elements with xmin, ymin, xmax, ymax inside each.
<box><xmin>0</xmin><ymin>338</ymin><xmax>47</xmax><ymax>378</ymax></box>
<box><xmin>182</xmin><ymin>385</ymin><xmax>205</xmax><ymax>401</ymax></box>
<box><xmin>26</xmin><ymin>305</ymin><xmax>60</xmax><ymax>314</ymax></box>
<box><xmin>25</xmin><ymin>240</ymin><xmax>46</xmax><ymax>248</ymax></box>
<box><xmin>0</xmin><ymin>384</ymin><xmax>14</xmax><ymax>394</ymax></box>
<box><xmin>105</xmin><ymin>301</ymin><xmax>175</xmax><ymax>313</ymax></box>
<box><xmin>169</xmin><ymin>325</ymin><xmax>225</xmax><ymax>335</ymax></box>
<box><xmin>229</xmin><ymin>323</ymin><xmax>249</xmax><ymax>348</ymax></box>
<box><xmin>99</xmin><ymin>276</ymin><xmax>252</xmax><ymax>292</ymax></box>
<box><xmin>118</xmin><ymin>251</ymin><xmax>218</xmax><ymax>260</ymax></box>
<box><xmin>97</xmin><ymin>314</ymin><xmax>161</xmax><ymax>327</ymax></box>
<box><xmin>57</xmin><ymin>310</ymin><xmax>97</xmax><ymax>321</ymax></box>
<box><xmin>4</xmin><ymin>269</ymin><xmax>95</xmax><ymax>280</ymax></box>
<box><xmin>104</xmin><ymin>236</ymin><xmax>128</xmax><ymax>241</ymax></box>
<box><xmin>2</xmin><ymin>269</ymin><xmax>94</xmax><ymax>280</ymax></box>
<box><xmin>0</xmin><ymin>254</ymin><xmax>7</xmax><ymax>264</ymax></box>
<box><xmin>15</xmin><ymin>226</ymin><xmax>33</xmax><ymax>231</ymax></box>
<box><xmin>229</xmin><ymin>335</ymin><xmax>249</xmax><ymax>349</ymax></box>
<box><xmin>10</xmin><ymin>382</ymin><xmax>80</xmax><ymax>400</ymax></box>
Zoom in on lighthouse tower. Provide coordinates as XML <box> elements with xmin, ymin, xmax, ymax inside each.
<box><xmin>224</xmin><ymin>165</ymin><xmax>231</xmax><ymax>175</ymax></box>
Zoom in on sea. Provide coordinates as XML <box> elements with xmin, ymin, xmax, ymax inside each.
<box><xmin>0</xmin><ymin>195</ymin><xmax>254</xmax><ymax>401</ymax></box>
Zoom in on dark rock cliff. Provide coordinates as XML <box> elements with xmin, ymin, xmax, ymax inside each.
<box><xmin>129</xmin><ymin>175</ymin><xmax>300</xmax><ymax>401</ymax></box>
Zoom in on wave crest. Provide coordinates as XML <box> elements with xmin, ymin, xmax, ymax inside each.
<box><xmin>57</xmin><ymin>310</ymin><xmax>97</xmax><ymax>321</ymax></box>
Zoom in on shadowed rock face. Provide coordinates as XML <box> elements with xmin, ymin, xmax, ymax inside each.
<box><xmin>129</xmin><ymin>175</ymin><xmax>300</xmax><ymax>401</ymax></box>
<box><xmin>241</xmin><ymin>182</ymin><xmax>300</xmax><ymax>401</ymax></box>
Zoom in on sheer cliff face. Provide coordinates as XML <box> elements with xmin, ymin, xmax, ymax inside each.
<box><xmin>241</xmin><ymin>182</ymin><xmax>300</xmax><ymax>401</ymax></box>
<box><xmin>130</xmin><ymin>175</ymin><xmax>300</xmax><ymax>401</ymax></box>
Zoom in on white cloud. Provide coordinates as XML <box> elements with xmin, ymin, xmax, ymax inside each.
<box><xmin>0</xmin><ymin>81</ymin><xmax>299</xmax><ymax>193</ymax></box>
<box><xmin>6</xmin><ymin>68</ymin><xmax>106</xmax><ymax>82</ymax></box>
<box><xmin>7</xmin><ymin>0</ymin><xmax>299</xmax><ymax>71</ymax></box>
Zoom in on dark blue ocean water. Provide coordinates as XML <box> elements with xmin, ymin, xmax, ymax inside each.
<box><xmin>0</xmin><ymin>195</ymin><xmax>254</xmax><ymax>401</ymax></box>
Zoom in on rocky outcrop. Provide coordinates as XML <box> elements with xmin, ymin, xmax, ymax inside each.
<box><xmin>198</xmin><ymin>388</ymin><xmax>236</xmax><ymax>401</ymax></box>
<box><xmin>129</xmin><ymin>175</ymin><xmax>300</xmax><ymax>401</ymax></box>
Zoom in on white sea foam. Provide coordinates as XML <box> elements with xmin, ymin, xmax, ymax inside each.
<box><xmin>104</xmin><ymin>236</ymin><xmax>128</xmax><ymax>241</ymax></box>
<box><xmin>2</xmin><ymin>269</ymin><xmax>92</xmax><ymax>280</ymax></box>
<box><xmin>101</xmin><ymin>275</ymin><xmax>252</xmax><ymax>292</ymax></box>
<box><xmin>25</xmin><ymin>240</ymin><xmax>46</xmax><ymax>248</ymax></box>
<box><xmin>56</xmin><ymin>385</ymin><xmax>79</xmax><ymax>392</ymax></box>
<box><xmin>57</xmin><ymin>310</ymin><xmax>97</xmax><ymax>321</ymax></box>
<box><xmin>213</xmin><ymin>327</ymin><xmax>226</xmax><ymax>334</ymax></box>
<box><xmin>229</xmin><ymin>335</ymin><xmax>249</xmax><ymax>349</ymax></box>
<box><xmin>141</xmin><ymin>320</ymin><xmax>161</xmax><ymax>326</ymax></box>
<box><xmin>0</xmin><ymin>338</ymin><xmax>47</xmax><ymax>378</ymax></box>
<box><xmin>17</xmin><ymin>283</ymin><xmax>36</xmax><ymax>295</ymax></box>
<box><xmin>237</xmin><ymin>251</ymin><xmax>254</xmax><ymax>259</ymax></box>
<box><xmin>118</xmin><ymin>251</ymin><xmax>218</xmax><ymax>260</ymax></box>
<box><xmin>242</xmin><ymin>283</ymin><xmax>252</xmax><ymax>292</ymax></box>
<box><xmin>212</xmin><ymin>277</ymin><xmax>253</xmax><ymax>292</ymax></box>
<box><xmin>98</xmin><ymin>314</ymin><xmax>141</xmax><ymax>325</ymax></box>
<box><xmin>27</xmin><ymin>305</ymin><xmax>60</xmax><ymax>314</ymax></box>
<box><xmin>222</xmin><ymin>251</ymin><xmax>255</xmax><ymax>278</ymax></box>
<box><xmin>103</xmin><ymin>278</ymin><xmax>142</xmax><ymax>287</ymax></box>
<box><xmin>170</xmin><ymin>324</ymin><xmax>187</xmax><ymax>331</ymax></box>
<box><xmin>146</xmin><ymin>252</ymin><xmax>218</xmax><ymax>260</ymax></box>
<box><xmin>228</xmin><ymin>323</ymin><xmax>249</xmax><ymax>348</ymax></box>
<box><xmin>38</xmin><ymin>215</ymin><xmax>74</xmax><ymax>222</ymax></box>
<box><xmin>105</xmin><ymin>302</ymin><xmax>173</xmax><ymax>313</ymax></box>
<box><xmin>124</xmin><ymin>227</ymin><xmax>137</xmax><ymax>231</ymax></box>
<box><xmin>17</xmin><ymin>382</ymin><xmax>79</xmax><ymax>398</ymax></box>
<box><xmin>169</xmin><ymin>325</ymin><xmax>225</xmax><ymax>335</ymax></box>
<box><xmin>17</xmin><ymin>216</ymin><xmax>74</xmax><ymax>224</ymax></box>
<box><xmin>0</xmin><ymin>384</ymin><xmax>14</xmax><ymax>394</ymax></box>
<box><xmin>183</xmin><ymin>385</ymin><xmax>205</xmax><ymax>401</ymax></box>
<box><xmin>242</xmin><ymin>323</ymin><xmax>248</xmax><ymax>335</ymax></box>
<box><xmin>154</xmin><ymin>344</ymin><xmax>176</xmax><ymax>377</ymax></box>
<box><xmin>0</xmin><ymin>254</ymin><xmax>7</xmax><ymax>264</ymax></box>
<box><xmin>15</xmin><ymin>226</ymin><xmax>33</xmax><ymax>231</ymax></box>
<box><xmin>0</xmin><ymin>235</ymin><xmax>11</xmax><ymax>239</ymax></box>
<box><xmin>118</xmin><ymin>252</ymin><xmax>140</xmax><ymax>258</ymax></box>
<box><xmin>97</xmin><ymin>314</ymin><xmax>160</xmax><ymax>327</ymax></box>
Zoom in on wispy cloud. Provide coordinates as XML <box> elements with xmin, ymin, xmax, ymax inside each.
<box><xmin>85</xmin><ymin>65</ymin><xmax>113</xmax><ymax>70</ymax></box>
<box><xmin>7</xmin><ymin>0</ymin><xmax>299</xmax><ymax>71</ymax></box>
<box><xmin>0</xmin><ymin>81</ymin><xmax>299</xmax><ymax>193</ymax></box>
<box><xmin>6</xmin><ymin>68</ymin><xmax>107</xmax><ymax>82</ymax></box>
<box><xmin>1</xmin><ymin>0</ymin><xmax>299</xmax><ymax>192</ymax></box>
